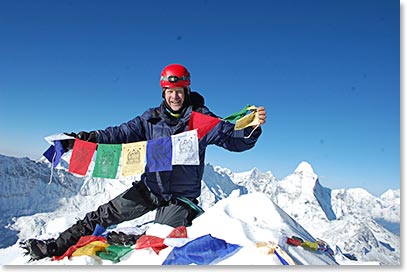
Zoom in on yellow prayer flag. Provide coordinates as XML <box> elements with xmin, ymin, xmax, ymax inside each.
<box><xmin>255</xmin><ymin>241</ymin><xmax>276</xmax><ymax>255</ymax></box>
<box><xmin>234</xmin><ymin>107</ymin><xmax>260</xmax><ymax>130</ymax></box>
<box><xmin>71</xmin><ymin>241</ymin><xmax>109</xmax><ymax>257</ymax></box>
<box><xmin>121</xmin><ymin>142</ymin><xmax>147</xmax><ymax>176</ymax></box>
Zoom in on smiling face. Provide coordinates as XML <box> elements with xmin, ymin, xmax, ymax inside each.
<box><xmin>163</xmin><ymin>87</ymin><xmax>185</xmax><ymax>112</ymax></box>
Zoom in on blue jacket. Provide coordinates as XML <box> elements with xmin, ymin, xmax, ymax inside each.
<box><xmin>94</xmin><ymin>102</ymin><xmax>262</xmax><ymax>200</ymax></box>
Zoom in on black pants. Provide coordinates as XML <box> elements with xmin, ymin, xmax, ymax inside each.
<box><xmin>53</xmin><ymin>181</ymin><xmax>198</xmax><ymax>256</ymax></box>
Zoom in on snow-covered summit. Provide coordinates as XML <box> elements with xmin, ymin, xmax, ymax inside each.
<box><xmin>224</xmin><ymin>161</ymin><xmax>400</xmax><ymax>265</ymax></box>
<box><xmin>0</xmin><ymin>154</ymin><xmax>400</xmax><ymax>265</ymax></box>
<box><xmin>380</xmin><ymin>188</ymin><xmax>400</xmax><ymax>203</ymax></box>
<box><xmin>294</xmin><ymin>161</ymin><xmax>315</xmax><ymax>174</ymax></box>
<box><xmin>1</xmin><ymin>192</ymin><xmax>339</xmax><ymax>265</ymax></box>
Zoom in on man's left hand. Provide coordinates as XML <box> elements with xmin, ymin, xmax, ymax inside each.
<box><xmin>257</xmin><ymin>106</ymin><xmax>267</xmax><ymax>125</ymax></box>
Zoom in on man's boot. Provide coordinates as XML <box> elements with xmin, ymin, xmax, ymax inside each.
<box><xmin>20</xmin><ymin>238</ymin><xmax>59</xmax><ymax>261</ymax></box>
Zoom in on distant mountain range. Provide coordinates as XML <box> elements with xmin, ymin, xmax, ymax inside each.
<box><xmin>0</xmin><ymin>154</ymin><xmax>400</xmax><ymax>264</ymax></box>
<box><xmin>202</xmin><ymin>162</ymin><xmax>400</xmax><ymax>264</ymax></box>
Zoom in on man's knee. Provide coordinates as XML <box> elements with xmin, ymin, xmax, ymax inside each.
<box><xmin>122</xmin><ymin>181</ymin><xmax>160</xmax><ymax>210</ymax></box>
<box><xmin>154</xmin><ymin>203</ymin><xmax>195</xmax><ymax>227</ymax></box>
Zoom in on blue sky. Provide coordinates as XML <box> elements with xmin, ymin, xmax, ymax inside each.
<box><xmin>0</xmin><ymin>0</ymin><xmax>400</xmax><ymax>196</ymax></box>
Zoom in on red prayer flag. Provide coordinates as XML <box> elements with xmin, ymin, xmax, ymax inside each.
<box><xmin>188</xmin><ymin>111</ymin><xmax>221</xmax><ymax>140</ymax></box>
<box><xmin>287</xmin><ymin>237</ymin><xmax>302</xmax><ymax>247</ymax></box>
<box><xmin>135</xmin><ymin>226</ymin><xmax>188</xmax><ymax>254</ymax></box>
<box><xmin>69</xmin><ymin>139</ymin><xmax>97</xmax><ymax>176</ymax></box>
<box><xmin>167</xmin><ymin>226</ymin><xmax>187</xmax><ymax>238</ymax></box>
<box><xmin>135</xmin><ymin>235</ymin><xmax>166</xmax><ymax>254</ymax></box>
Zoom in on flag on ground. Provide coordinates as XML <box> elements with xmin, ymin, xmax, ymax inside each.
<box><xmin>162</xmin><ymin>234</ymin><xmax>241</xmax><ymax>265</ymax></box>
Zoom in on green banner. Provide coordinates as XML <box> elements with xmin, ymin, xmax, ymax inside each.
<box><xmin>92</xmin><ymin>144</ymin><xmax>122</xmax><ymax>179</ymax></box>
<box><xmin>223</xmin><ymin>104</ymin><xmax>252</xmax><ymax>122</ymax></box>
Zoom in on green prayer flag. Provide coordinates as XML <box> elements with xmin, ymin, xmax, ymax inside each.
<box><xmin>92</xmin><ymin>144</ymin><xmax>122</xmax><ymax>179</ymax></box>
<box><xmin>223</xmin><ymin>104</ymin><xmax>252</xmax><ymax>122</ymax></box>
<box><xmin>96</xmin><ymin>245</ymin><xmax>133</xmax><ymax>263</ymax></box>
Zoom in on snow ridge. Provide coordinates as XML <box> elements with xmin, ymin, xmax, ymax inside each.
<box><xmin>228</xmin><ymin>161</ymin><xmax>400</xmax><ymax>265</ymax></box>
<box><xmin>0</xmin><ymin>155</ymin><xmax>400</xmax><ymax>265</ymax></box>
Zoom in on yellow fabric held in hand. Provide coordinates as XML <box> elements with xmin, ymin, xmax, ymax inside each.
<box><xmin>234</xmin><ymin>106</ymin><xmax>260</xmax><ymax>130</ymax></box>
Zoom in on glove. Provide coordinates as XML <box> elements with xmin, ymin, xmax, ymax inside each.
<box><xmin>60</xmin><ymin>131</ymin><xmax>97</xmax><ymax>152</ymax></box>
<box><xmin>60</xmin><ymin>132</ymin><xmax>76</xmax><ymax>152</ymax></box>
<box><xmin>107</xmin><ymin>231</ymin><xmax>145</xmax><ymax>246</ymax></box>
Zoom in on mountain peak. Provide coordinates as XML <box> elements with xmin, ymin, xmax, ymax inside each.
<box><xmin>294</xmin><ymin>161</ymin><xmax>315</xmax><ymax>174</ymax></box>
<box><xmin>380</xmin><ymin>189</ymin><xmax>400</xmax><ymax>201</ymax></box>
<box><xmin>249</xmin><ymin>167</ymin><xmax>261</xmax><ymax>178</ymax></box>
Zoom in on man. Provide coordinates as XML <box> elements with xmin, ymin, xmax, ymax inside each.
<box><xmin>21</xmin><ymin>64</ymin><xmax>267</xmax><ymax>261</ymax></box>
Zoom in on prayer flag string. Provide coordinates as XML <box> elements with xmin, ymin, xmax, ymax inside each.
<box><xmin>43</xmin><ymin>107</ymin><xmax>260</xmax><ymax>180</ymax></box>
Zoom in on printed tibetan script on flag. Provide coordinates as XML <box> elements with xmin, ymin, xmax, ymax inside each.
<box><xmin>42</xmin><ymin>104</ymin><xmax>260</xmax><ymax>178</ymax></box>
<box><xmin>69</xmin><ymin>139</ymin><xmax>97</xmax><ymax>176</ymax></box>
<box><xmin>92</xmin><ymin>144</ymin><xmax>122</xmax><ymax>179</ymax></box>
<box><xmin>121</xmin><ymin>142</ymin><xmax>146</xmax><ymax>176</ymax></box>
<box><xmin>171</xmin><ymin>130</ymin><xmax>199</xmax><ymax>165</ymax></box>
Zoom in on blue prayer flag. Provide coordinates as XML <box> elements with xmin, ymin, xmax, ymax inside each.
<box><xmin>146</xmin><ymin>137</ymin><xmax>172</xmax><ymax>172</ymax></box>
<box><xmin>43</xmin><ymin>140</ymin><xmax>64</xmax><ymax>167</ymax></box>
<box><xmin>162</xmin><ymin>234</ymin><xmax>241</xmax><ymax>265</ymax></box>
<box><xmin>92</xmin><ymin>224</ymin><xmax>107</xmax><ymax>237</ymax></box>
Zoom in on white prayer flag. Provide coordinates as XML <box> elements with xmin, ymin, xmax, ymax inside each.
<box><xmin>171</xmin><ymin>130</ymin><xmax>199</xmax><ymax>165</ymax></box>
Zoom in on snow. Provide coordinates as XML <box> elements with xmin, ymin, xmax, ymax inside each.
<box><xmin>0</xmin><ymin>192</ymin><xmax>337</xmax><ymax>266</ymax></box>
<box><xmin>380</xmin><ymin>189</ymin><xmax>400</xmax><ymax>202</ymax></box>
<box><xmin>294</xmin><ymin>161</ymin><xmax>315</xmax><ymax>174</ymax></box>
<box><xmin>0</xmin><ymin>154</ymin><xmax>401</xmax><ymax>268</ymax></box>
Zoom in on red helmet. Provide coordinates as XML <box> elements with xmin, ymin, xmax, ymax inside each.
<box><xmin>160</xmin><ymin>64</ymin><xmax>191</xmax><ymax>88</ymax></box>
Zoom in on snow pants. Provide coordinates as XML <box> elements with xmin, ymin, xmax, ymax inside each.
<box><xmin>53</xmin><ymin>181</ymin><xmax>200</xmax><ymax>256</ymax></box>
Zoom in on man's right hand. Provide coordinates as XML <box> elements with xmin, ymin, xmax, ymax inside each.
<box><xmin>60</xmin><ymin>132</ymin><xmax>76</xmax><ymax>152</ymax></box>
